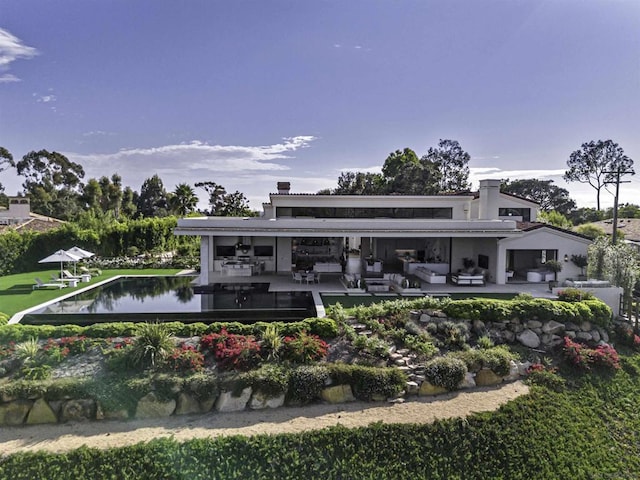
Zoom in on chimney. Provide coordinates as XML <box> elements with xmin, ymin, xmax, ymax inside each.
<box><xmin>277</xmin><ymin>182</ymin><xmax>291</xmax><ymax>194</ymax></box>
<box><xmin>478</xmin><ymin>179</ymin><xmax>501</xmax><ymax>220</ymax></box>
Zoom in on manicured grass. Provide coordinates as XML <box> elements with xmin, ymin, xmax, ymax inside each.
<box><xmin>0</xmin><ymin>269</ymin><xmax>182</xmax><ymax>318</ymax></box>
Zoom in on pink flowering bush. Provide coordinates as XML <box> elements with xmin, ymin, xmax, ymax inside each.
<box><xmin>562</xmin><ymin>336</ymin><xmax>620</xmax><ymax>371</ymax></box>
<box><xmin>200</xmin><ymin>329</ymin><xmax>261</xmax><ymax>371</ymax></box>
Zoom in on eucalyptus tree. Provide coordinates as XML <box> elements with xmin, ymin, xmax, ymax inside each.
<box><xmin>564</xmin><ymin>140</ymin><xmax>635</xmax><ymax>211</ymax></box>
<box><xmin>15</xmin><ymin>150</ymin><xmax>85</xmax><ymax>220</ymax></box>
<box><xmin>501</xmin><ymin>179</ymin><xmax>576</xmax><ymax>214</ymax></box>
<box><xmin>421</xmin><ymin>139</ymin><xmax>471</xmax><ymax>192</ymax></box>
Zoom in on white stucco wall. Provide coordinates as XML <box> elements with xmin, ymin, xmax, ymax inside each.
<box><xmin>498</xmin><ymin>228</ymin><xmax>590</xmax><ymax>284</ymax></box>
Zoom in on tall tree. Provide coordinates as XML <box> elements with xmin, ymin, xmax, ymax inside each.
<box><xmin>501</xmin><ymin>179</ymin><xmax>576</xmax><ymax>214</ymax></box>
<box><xmin>333</xmin><ymin>171</ymin><xmax>385</xmax><ymax>195</ymax></box>
<box><xmin>421</xmin><ymin>139</ymin><xmax>471</xmax><ymax>192</ymax></box>
<box><xmin>217</xmin><ymin>190</ymin><xmax>254</xmax><ymax>217</ymax></box>
<box><xmin>564</xmin><ymin>140</ymin><xmax>635</xmax><ymax>211</ymax></box>
<box><xmin>169</xmin><ymin>183</ymin><xmax>199</xmax><ymax>216</ymax></box>
<box><xmin>382</xmin><ymin>148</ymin><xmax>421</xmax><ymax>180</ymax></box>
<box><xmin>195</xmin><ymin>181</ymin><xmax>227</xmax><ymax>215</ymax></box>
<box><xmin>136</xmin><ymin>174</ymin><xmax>169</xmax><ymax>218</ymax></box>
<box><xmin>15</xmin><ymin>150</ymin><xmax>85</xmax><ymax>219</ymax></box>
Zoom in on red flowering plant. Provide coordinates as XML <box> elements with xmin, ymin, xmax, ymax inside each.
<box><xmin>615</xmin><ymin>324</ymin><xmax>640</xmax><ymax>351</ymax></box>
<box><xmin>105</xmin><ymin>337</ymin><xmax>134</xmax><ymax>350</ymax></box>
<box><xmin>42</xmin><ymin>339</ymin><xmax>70</xmax><ymax>364</ymax></box>
<box><xmin>165</xmin><ymin>343</ymin><xmax>205</xmax><ymax>373</ymax></box>
<box><xmin>200</xmin><ymin>329</ymin><xmax>261</xmax><ymax>371</ymax></box>
<box><xmin>282</xmin><ymin>331</ymin><xmax>328</xmax><ymax>364</ymax></box>
<box><xmin>562</xmin><ymin>336</ymin><xmax>620</xmax><ymax>371</ymax></box>
<box><xmin>58</xmin><ymin>336</ymin><xmax>91</xmax><ymax>355</ymax></box>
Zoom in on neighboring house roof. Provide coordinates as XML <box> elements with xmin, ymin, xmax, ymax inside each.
<box><xmin>0</xmin><ymin>212</ymin><xmax>66</xmax><ymax>234</ymax></box>
<box><xmin>590</xmin><ymin>218</ymin><xmax>640</xmax><ymax>242</ymax></box>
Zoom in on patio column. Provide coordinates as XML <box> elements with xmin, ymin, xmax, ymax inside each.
<box><xmin>495</xmin><ymin>242</ymin><xmax>508</xmax><ymax>285</ymax></box>
<box><xmin>200</xmin><ymin>236</ymin><xmax>210</xmax><ymax>285</ymax></box>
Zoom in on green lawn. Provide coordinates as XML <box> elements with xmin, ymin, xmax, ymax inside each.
<box><xmin>0</xmin><ymin>269</ymin><xmax>182</xmax><ymax>317</ymax></box>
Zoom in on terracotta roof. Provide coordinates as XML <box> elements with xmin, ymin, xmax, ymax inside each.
<box><xmin>0</xmin><ymin>213</ymin><xmax>66</xmax><ymax>234</ymax></box>
<box><xmin>590</xmin><ymin>218</ymin><xmax>640</xmax><ymax>242</ymax></box>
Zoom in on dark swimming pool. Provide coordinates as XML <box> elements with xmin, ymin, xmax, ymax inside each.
<box><xmin>24</xmin><ymin>276</ymin><xmax>316</xmax><ymax>325</ymax></box>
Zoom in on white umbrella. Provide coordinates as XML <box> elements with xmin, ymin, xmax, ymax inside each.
<box><xmin>39</xmin><ymin>249</ymin><xmax>82</xmax><ymax>279</ymax></box>
<box><xmin>66</xmin><ymin>246</ymin><xmax>95</xmax><ymax>275</ymax></box>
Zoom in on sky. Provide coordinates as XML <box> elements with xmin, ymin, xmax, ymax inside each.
<box><xmin>1</xmin><ymin>0</ymin><xmax>639</xmax><ymax>211</ymax></box>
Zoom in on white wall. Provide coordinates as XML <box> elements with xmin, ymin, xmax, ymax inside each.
<box><xmin>276</xmin><ymin>237</ymin><xmax>292</xmax><ymax>272</ymax></box>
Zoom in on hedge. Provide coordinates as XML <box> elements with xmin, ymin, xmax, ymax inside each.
<box><xmin>0</xmin><ymin>317</ymin><xmax>338</xmax><ymax>343</ymax></box>
<box><xmin>441</xmin><ymin>297</ymin><xmax>612</xmax><ymax>327</ymax></box>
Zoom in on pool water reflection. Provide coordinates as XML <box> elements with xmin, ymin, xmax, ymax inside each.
<box><xmin>25</xmin><ymin>276</ymin><xmax>316</xmax><ymax>324</ymax></box>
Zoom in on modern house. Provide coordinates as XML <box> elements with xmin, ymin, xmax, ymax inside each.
<box><xmin>174</xmin><ymin>179</ymin><xmax>591</xmax><ymax>286</ymax></box>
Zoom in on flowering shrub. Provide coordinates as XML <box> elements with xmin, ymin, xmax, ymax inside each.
<box><xmin>563</xmin><ymin>337</ymin><xmax>620</xmax><ymax>371</ymax></box>
<box><xmin>282</xmin><ymin>331</ymin><xmax>328</xmax><ymax>364</ymax></box>
<box><xmin>200</xmin><ymin>329</ymin><xmax>261</xmax><ymax>371</ymax></box>
<box><xmin>42</xmin><ymin>339</ymin><xmax>70</xmax><ymax>364</ymax></box>
<box><xmin>616</xmin><ymin>324</ymin><xmax>640</xmax><ymax>351</ymax></box>
<box><xmin>165</xmin><ymin>344</ymin><xmax>204</xmax><ymax>373</ymax></box>
<box><xmin>109</xmin><ymin>337</ymin><xmax>134</xmax><ymax>350</ymax></box>
<box><xmin>57</xmin><ymin>336</ymin><xmax>91</xmax><ymax>355</ymax></box>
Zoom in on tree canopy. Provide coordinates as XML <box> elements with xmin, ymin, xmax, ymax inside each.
<box><xmin>501</xmin><ymin>178</ymin><xmax>576</xmax><ymax>214</ymax></box>
<box><xmin>421</xmin><ymin>139</ymin><xmax>471</xmax><ymax>192</ymax></box>
<box><xmin>564</xmin><ymin>140</ymin><xmax>635</xmax><ymax>211</ymax></box>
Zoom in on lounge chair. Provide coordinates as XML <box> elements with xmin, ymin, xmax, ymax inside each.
<box><xmin>33</xmin><ymin>277</ymin><xmax>66</xmax><ymax>290</ymax></box>
<box><xmin>62</xmin><ymin>270</ymin><xmax>82</xmax><ymax>280</ymax></box>
<box><xmin>79</xmin><ymin>266</ymin><xmax>102</xmax><ymax>277</ymax></box>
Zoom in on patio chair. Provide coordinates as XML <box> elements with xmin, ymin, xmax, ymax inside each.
<box><xmin>62</xmin><ymin>269</ymin><xmax>82</xmax><ymax>280</ymax></box>
<box><xmin>80</xmin><ymin>266</ymin><xmax>102</xmax><ymax>277</ymax></box>
<box><xmin>305</xmin><ymin>273</ymin><xmax>316</xmax><ymax>284</ymax></box>
<box><xmin>292</xmin><ymin>272</ymin><xmax>304</xmax><ymax>284</ymax></box>
<box><xmin>33</xmin><ymin>277</ymin><xmax>66</xmax><ymax>290</ymax></box>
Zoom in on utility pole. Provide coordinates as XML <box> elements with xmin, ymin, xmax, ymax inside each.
<box><xmin>604</xmin><ymin>165</ymin><xmax>633</xmax><ymax>245</ymax></box>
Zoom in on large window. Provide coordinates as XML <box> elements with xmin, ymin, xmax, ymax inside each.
<box><xmin>499</xmin><ymin>208</ymin><xmax>531</xmax><ymax>222</ymax></box>
<box><xmin>278</xmin><ymin>207</ymin><xmax>452</xmax><ymax>219</ymax></box>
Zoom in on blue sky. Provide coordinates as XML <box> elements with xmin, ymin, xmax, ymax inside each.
<box><xmin>1</xmin><ymin>0</ymin><xmax>639</xmax><ymax>210</ymax></box>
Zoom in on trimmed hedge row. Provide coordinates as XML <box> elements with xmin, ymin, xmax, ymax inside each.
<box><xmin>3</xmin><ymin>357</ymin><xmax>640</xmax><ymax>479</ymax></box>
<box><xmin>0</xmin><ymin>363</ymin><xmax>407</xmax><ymax>416</ymax></box>
<box><xmin>0</xmin><ymin>317</ymin><xmax>338</xmax><ymax>343</ymax></box>
<box><xmin>441</xmin><ymin>298</ymin><xmax>612</xmax><ymax>327</ymax></box>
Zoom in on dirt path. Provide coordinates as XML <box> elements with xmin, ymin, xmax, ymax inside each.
<box><xmin>0</xmin><ymin>381</ymin><xmax>528</xmax><ymax>455</ymax></box>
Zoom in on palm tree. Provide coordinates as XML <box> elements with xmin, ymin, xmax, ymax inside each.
<box><xmin>169</xmin><ymin>183</ymin><xmax>198</xmax><ymax>216</ymax></box>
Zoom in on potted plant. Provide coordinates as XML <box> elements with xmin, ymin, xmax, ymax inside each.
<box><xmin>545</xmin><ymin>259</ymin><xmax>563</xmax><ymax>289</ymax></box>
<box><xmin>462</xmin><ymin>257</ymin><xmax>475</xmax><ymax>273</ymax></box>
<box><xmin>571</xmin><ymin>254</ymin><xmax>588</xmax><ymax>280</ymax></box>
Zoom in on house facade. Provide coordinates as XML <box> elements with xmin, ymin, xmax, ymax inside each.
<box><xmin>174</xmin><ymin>179</ymin><xmax>591</xmax><ymax>286</ymax></box>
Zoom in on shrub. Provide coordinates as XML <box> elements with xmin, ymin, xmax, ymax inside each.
<box><xmin>184</xmin><ymin>372</ymin><xmax>219</xmax><ymax>402</ymax></box>
<box><xmin>20</xmin><ymin>365</ymin><xmax>52</xmax><ymax>380</ymax></box>
<box><xmin>200</xmin><ymin>329</ymin><xmax>261</xmax><ymax>371</ymax></box>
<box><xmin>287</xmin><ymin>365</ymin><xmax>329</xmax><ymax>405</ymax></box>
<box><xmin>615</xmin><ymin>323</ymin><xmax>640</xmax><ymax>350</ymax></box>
<box><xmin>301</xmin><ymin>317</ymin><xmax>338</xmax><ymax>338</ymax></box>
<box><xmin>328</xmin><ymin>364</ymin><xmax>407</xmax><ymax>400</ymax></box>
<box><xmin>0</xmin><ymin>312</ymin><xmax>8</xmax><ymax>325</ymax></box>
<box><xmin>164</xmin><ymin>344</ymin><xmax>204</xmax><ymax>373</ymax></box>
<box><xmin>557</xmin><ymin>288</ymin><xmax>594</xmax><ymax>302</ymax></box>
<box><xmin>403</xmin><ymin>333</ymin><xmax>438</xmax><ymax>359</ymax></box>
<box><xmin>582</xmin><ymin>300</ymin><xmax>612</xmax><ymax>328</ymax></box>
<box><xmin>525</xmin><ymin>364</ymin><xmax>566</xmax><ymax>392</ymax></box>
<box><xmin>282</xmin><ymin>331</ymin><xmax>328</xmax><ymax>364</ymax></box>
<box><xmin>250</xmin><ymin>364</ymin><xmax>290</xmax><ymax>398</ymax></box>
<box><xmin>439</xmin><ymin>321</ymin><xmax>469</xmax><ymax>350</ymax></box>
<box><xmin>563</xmin><ymin>337</ymin><xmax>620</xmax><ymax>371</ymax></box>
<box><xmin>451</xmin><ymin>346</ymin><xmax>515</xmax><ymax>376</ymax></box>
<box><xmin>130</xmin><ymin>322</ymin><xmax>176</xmax><ymax>369</ymax></box>
<box><xmin>477</xmin><ymin>335</ymin><xmax>494</xmax><ymax>349</ymax></box>
<box><xmin>260</xmin><ymin>324</ymin><xmax>284</xmax><ymax>361</ymax></box>
<box><xmin>352</xmin><ymin>334</ymin><xmax>391</xmax><ymax>358</ymax></box>
<box><xmin>424</xmin><ymin>356</ymin><xmax>467</xmax><ymax>391</ymax></box>
<box><xmin>14</xmin><ymin>337</ymin><xmax>41</xmax><ymax>366</ymax></box>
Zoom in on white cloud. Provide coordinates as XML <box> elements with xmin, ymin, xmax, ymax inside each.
<box><xmin>36</xmin><ymin>94</ymin><xmax>56</xmax><ymax>103</ymax></box>
<box><xmin>63</xmin><ymin>136</ymin><xmax>319</xmax><ymax>208</ymax></box>
<box><xmin>0</xmin><ymin>73</ymin><xmax>20</xmax><ymax>83</ymax></box>
<box><xmin>0</xmin><ymin>28</ymin><xmax>38</xmax><ymax>82</ymax></box>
